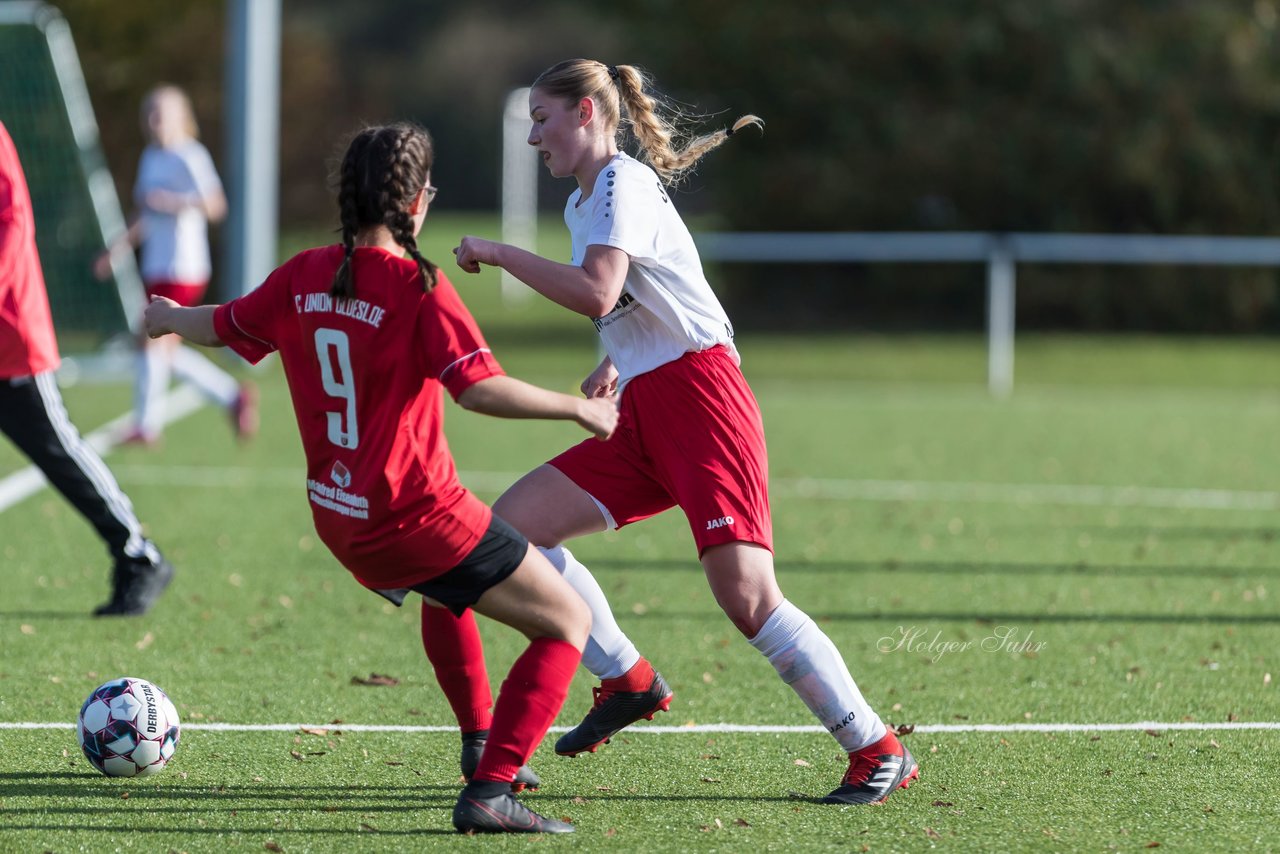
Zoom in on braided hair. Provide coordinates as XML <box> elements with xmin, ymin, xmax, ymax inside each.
<box><xmin>331</xmin><ymin>123</ymin><xmax>439</xmax><ymax>299</ymax></box>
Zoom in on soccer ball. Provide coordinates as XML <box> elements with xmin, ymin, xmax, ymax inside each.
<box><xmin>77</xmin><ymin>677</ymin><xmax>180</xmax><ymax>777</ymax></box>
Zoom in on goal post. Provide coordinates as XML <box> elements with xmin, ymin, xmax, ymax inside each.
<box><xmin>0</xmin><ymin>1</ymin><xmax>144</xmax><ymax>353</ymax></box>
<box><xmin>500</xmin><ymin>86</ymin><xmax>536</xmax><ymax>304</ymax></box>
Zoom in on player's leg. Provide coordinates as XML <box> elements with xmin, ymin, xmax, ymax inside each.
<box><xmin>449</xmin><ymin>536</ymin><xmax>589</xmax><ymax>833</ymax></box>
<box><xmin>701</xmin><ymin>542</ymin><xmax>917</xmax><ymax>804</ymax></box>
<box><xmin>146</xmin><ymin>282</ymin><xmax>256</xmax><ymax>440</ymax></box>
<box><xmin>170</xmin><ymin>344</ymin><xmax>257</xmax><ymax>440</ymax></box>
<box><xmin>494</xmin><ymin>463</ymin><xmax>674</xmax><ymax>756</ymax></box>
<box><xmin>0</xmin><ymin>372</ymin><xmax>172</xmax><ymax>615</ymax></box>
<box><xmin>420</xmin><ymin>600</ymin><xmax>541</xmax><ymax>792</ymax></box>
<box><xmin>131</xmin><ymin>334</ymin><xmax>172</xmax><ymax>443</ymax></box>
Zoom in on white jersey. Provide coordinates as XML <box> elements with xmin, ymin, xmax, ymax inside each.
<box><xmin>566</xmin><ymin>152</ymin><xmax>736</xmax><ymax>386</ymax></box>
<box><xmin>133</xmin><ymin>140</ymin><xmax>222</xmax><ymax>283</ymax></box>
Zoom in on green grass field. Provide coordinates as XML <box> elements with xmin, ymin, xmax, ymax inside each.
<box><xmin>2</xmin><ymin>223</ymin><xmax>1279</xmax><ymax>851</ymax></box>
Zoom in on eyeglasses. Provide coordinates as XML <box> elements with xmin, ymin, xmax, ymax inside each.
<box><xmin>424</xmin><ymin>185</ymin><xmax>439</xmax><ymax>203</ymax></box>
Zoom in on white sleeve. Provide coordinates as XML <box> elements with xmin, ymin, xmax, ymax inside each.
<box><xmin>583</xmin><ymin>163</ymin><xmax>663</xmax><ymax>264</ymax></box>
<box><xmin>183</xmin><ymin>144</ymin><xmax>223</xmax><ymax>198</ymax></box>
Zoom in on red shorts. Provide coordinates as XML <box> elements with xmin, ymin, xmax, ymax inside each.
<box><xmin>145</xmin><ymin>281</ymin><xmax>208</xmax><ymax>307</ymax></box>
<box><xmin>549</xmin><ymin>345</ymin><xmax>773</xmax><ymax>555</ymax></box>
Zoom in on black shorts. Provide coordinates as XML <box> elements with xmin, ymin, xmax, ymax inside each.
<box><xmin>372</xmin><ymin>514</ymin><xmax>528</xmax><ymax>616</ymax></box>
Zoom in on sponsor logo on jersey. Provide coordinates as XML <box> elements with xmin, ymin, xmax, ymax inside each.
<box><xmin>330</xmin><ymin>461</ymin><xmax>352</xmax><ymax>489</ymax></box>
<box><xmin>592</xmin><ymin>291</ymin><xmax>638</xmax><ymax>332</ymax></box>
<box><xmin>705</xmin><ymin>515</ymin><xmax>735</xmax><ymax>531</ymax></box>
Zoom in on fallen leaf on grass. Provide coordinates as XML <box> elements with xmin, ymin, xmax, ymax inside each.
<box><xmin>893</xmin><ymin>723</ymin><xmax>915</xmax><ymax>737</ymax></box>
<box><xmin>572</xmin><ymin>797</ymin><xmax>588</xmax><ymax>805</ymax></box>
<box><xmin>135</xmin><ymin>632</ymin><xmax>154</xmax><ymax>651</ymax></box>
<box><xmin>700</xmin><ymin>777</ymin><xmax>722</xmax><ymax>783</ymax></box>
<box><xmin>924</xmin><ymin>827</ymin><xmax>942</xmax><ymax>840</ymax></box>
<box><xmin>300</xmin><ymin>727</ymin><xmax>328</xmax><ymax>736</ymax></box>
<box><xmin>265</xmin><ymin>844</ymin><xmax>283</xmax><ymax>853</ymax></box>
<box><xmin>119</xmin><ymin>791</ymin><xmax>130</xmax><ymax>799</ymax></box>
<box><xmin>351</xmin><ymin>673</ymin><xmax>399</xmax><ymax>686</ymax></box>
<box><xmin>359</xmin><ymin>823</ymin><xmax>378</xmax><ymax>832</ymax></box>
<box><xmin>931</xmin><ymin>801</ymin><xmax>954</xmax><ymax>807</ymax></box>
<box><xmin>734</xmin><ymin>818</ymin><xmax>750</xmax><ymax>827</ymax></box>
<box><xmin>794</xmin><ymin>759</ymin><xmax>810</xmax><ymax>767</ymax></box>
<box><xmin>289</xmin><ymin>750</ymin><xmax>304</xmax><ymax>761</ymax></box>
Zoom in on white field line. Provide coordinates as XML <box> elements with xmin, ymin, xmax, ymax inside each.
<box><xmin>0</xmin><ymin>385</ymin><xmax>205</xmax><ymax>514</ymax></box>
<box><xmin>3</xmin><ymin>720</ymin><xmax>1279</xmax><ymax>734</ymax></box>
<box><xmin>9</xmin><ymin>461</ymin><xmax>1278</xmax><ymax>513</ymax></box>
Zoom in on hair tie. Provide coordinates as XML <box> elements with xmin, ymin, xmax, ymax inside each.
<box><xmin>725</xmin><ymin>124</ymin><xmax>736</xmax><ymax>138</ymax></box>
<box><xmin>607</xmin><ymin>65</ymin><xmax>619</xmax><ymax>82</ymax></box>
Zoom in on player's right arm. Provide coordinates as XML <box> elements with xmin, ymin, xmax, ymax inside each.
<box><xmin>143</xmin><ymin>296</ymin><xmax>222</xmax><ymax>347</ymax></box>
<box><xmin>457</xmin><ymin>375</ymin><xmax>617</xmax><ymax>440</ymax></box>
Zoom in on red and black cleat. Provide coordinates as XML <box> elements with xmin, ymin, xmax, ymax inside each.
<box><xmin>554</xmin><ymin>668</ymin><xmax>673</xmax><ymax>756</ymax></box>
<box><xmin>822</xmin><ymin>730</ymin><xmax>919</xmax><ymax>805</ymax></box>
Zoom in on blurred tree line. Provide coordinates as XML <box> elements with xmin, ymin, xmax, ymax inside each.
<box><xmin>47</xmin><ymin>0</ymin><xmax>1280</xmax><ymax>331</ymax></box>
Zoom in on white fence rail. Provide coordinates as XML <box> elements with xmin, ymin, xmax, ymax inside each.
<box><xmin>694</xmin><ymin>232</ymin><xmax>1280</xmax><ymax>396</ymax></box>
<box><xmin>500</xmin><ymin>90</ymin><xmax>1280</xmax><ymax>396</ymax></box>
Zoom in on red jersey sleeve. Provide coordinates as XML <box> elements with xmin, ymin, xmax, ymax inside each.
<box><xmin>420</xmin><ymin>272</ymin><xmax>504</xmax><ymax>399</ymax></box>
<box><xmin>213</xmin><ymin>259</ymin><xmax>296</xmax><ymax>364</ymax></box>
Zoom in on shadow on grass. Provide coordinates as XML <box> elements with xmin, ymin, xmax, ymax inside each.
<box><xmin>1</xmin><ymin>823</ymin><xmax>458</xmax><ymax>837</ymax></box>
<box><xmin>582</xmin><ymin>556</ymin><xmax>1280</xmax><ymax>580</ymax></box>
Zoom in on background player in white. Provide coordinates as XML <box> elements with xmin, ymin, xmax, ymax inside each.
<box><xmin>97</xmin><ymin>85</ymin><xmax>256</xmax><ymax>445</ymax></box>
<box><xmin>450</xmin><ymin>58</ymin><xmax>918</xmax><ymax>805</ymax></box>
<box><xmin>144</xmin><ymin>123</ymin><xmax>619</xmax><ymax>833</ymax></box>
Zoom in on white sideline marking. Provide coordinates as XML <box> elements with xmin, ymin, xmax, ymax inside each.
<box><xmin>0</xmin><ymin>385</ymin><xmax>206</xmax><ymax>514</ymax></box>
<box><xmin>4</xmin><ymin>720</ymin><xmax>1280</xmax><ymax>734</ymax></box>
<box><xmin>22</xmin><ymin>463</ymin><xmax>1280</xmax><ymax>513</ymax></box>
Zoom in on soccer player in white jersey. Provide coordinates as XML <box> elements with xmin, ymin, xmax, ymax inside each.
<box><xmin>97</xmin><ymin>85</ymin><xmax>256</xmax><ymax>445</ymax></box>
<box><xmin>448</xmin><ymin>59</ymin><xmax>918</xmax><ymax>806</ymax></box>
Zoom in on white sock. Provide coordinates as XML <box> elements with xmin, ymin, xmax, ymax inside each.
<box><xmin>748</xmin><ymin>599</ymin><xmax>886</xmax><ymax>752</ymax></box>
<box><xmin>135</xmin><ymin>346</ymin><xmax>169</xmax><ymax>436</ymax></box>
<box><xmin>172</xmin><ymin>345</ymin><xmax>239</xmax><ymax>406</ymax></box>
<box><xmin>539</xmin><ymin>545</ymin><xmax>640</xmax><ymax>680</ymax></box>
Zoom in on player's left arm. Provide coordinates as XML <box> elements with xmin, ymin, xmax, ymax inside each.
<box><xmin>143</xmin><ymin>296</ymin><xmax>223</xmax><ymax>347</ymax></box>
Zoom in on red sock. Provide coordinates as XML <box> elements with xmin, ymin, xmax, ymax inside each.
<box><xmin>421</xmin><ymin>603</ymin><xmax>492</xmax><ymax>733</ymax></box>
<box><xmin>473</xmin><ymin>637</ymin><xmax>581</xmax><ymax>784</ymax></box>
<box><xmin>602</xmin><ymin>657</ymin><xmax>654</xmax><ymax>692</ymax></box>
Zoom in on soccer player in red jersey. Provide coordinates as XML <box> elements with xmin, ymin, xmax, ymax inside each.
<box><xmin>0</xmin><ymin>120</ymin><xmax>173</xmax><ymax>617</ymax></box>
<box><xmin>449</xmin><ymin>60</ymin><xmax>918</xmax><ymax>805</ymax></box>
<box><xmin>144</xmin><ymin>123</ymin><xmax>617</xmax><ymax>834</ymax></box>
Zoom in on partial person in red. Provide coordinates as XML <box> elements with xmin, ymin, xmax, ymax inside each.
<box><xmin>449</xmin><ymin>59</ymin><xmax>918</xmax><ymax>805</ymax></box>
<box><xmin>0</xmin><ymin>120</ymin><xmax>173</xmax><ymax>617</ymax></box>
<box><xmin>95</xmin><ymin>85</ymin><xmax>256</xmax><ymax>445</ymax></box>
<box><xmin>143</xmin><ymin>123</ymin><xmax>617</xmax><ymax>834</ymax></box>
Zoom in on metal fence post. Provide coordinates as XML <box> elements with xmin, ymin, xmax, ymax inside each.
<box><xmin>986</xmin><ymin>238</ymin><xmax>1015</xmax><ymax>397</ymax></box>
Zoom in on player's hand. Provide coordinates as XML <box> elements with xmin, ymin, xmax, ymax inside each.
<box><xmin>581</xmin><ymin>360</ymin><xmax>619</xmax><ymax>399</ymax></box>
<box><xmin>452</xmin><ymin>236</ymin><xmax>498</xmax><ymax>274</ymax></box>
<box><xmin>142</xmin><ymin>295</ymin><xmax>179</xmax><ymax>339</ymax></box>
<box><xmin>92</xmin><ymin>249</ymin><xmax>115</xmax><ymax>281</ymax></box>
<box><xmin>577</xmin><ymin>396</ymin><xmax>619</xmax><ymax>441</ymax></box>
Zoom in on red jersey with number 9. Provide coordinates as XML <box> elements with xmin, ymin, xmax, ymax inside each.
<box><xmin>213</xmin><ymin>246</ymin><xmax>503</xmax><ymax>587</ymax></box>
